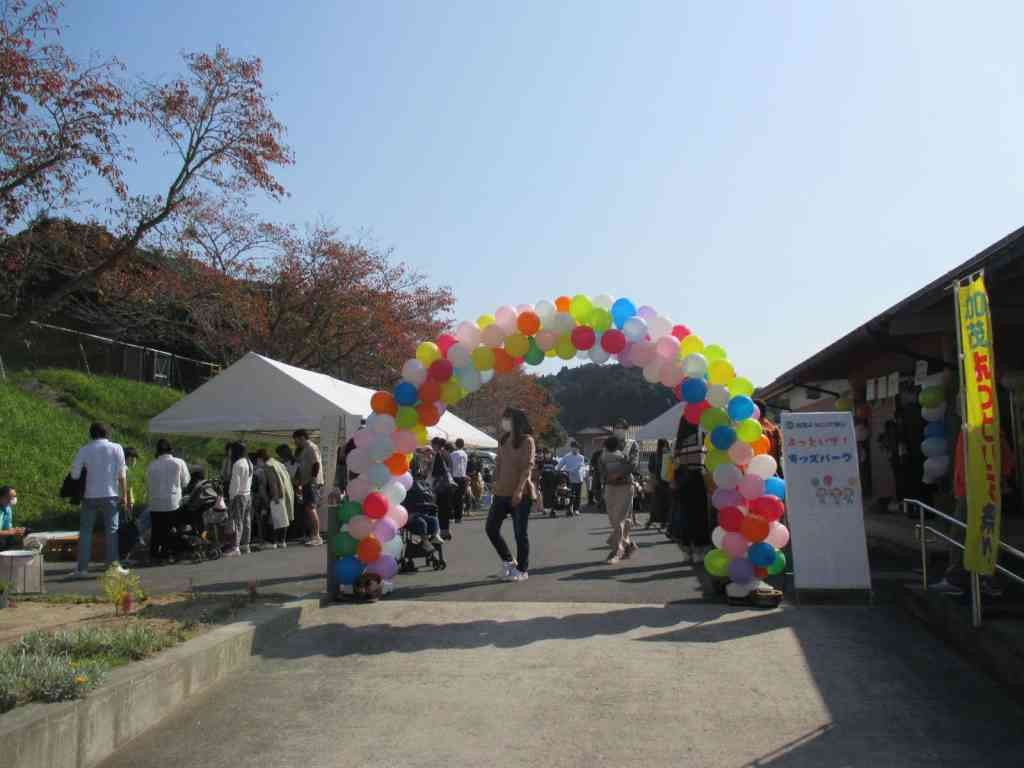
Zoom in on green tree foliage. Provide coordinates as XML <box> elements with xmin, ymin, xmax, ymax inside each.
<box><xmin>538</xmin><ymin>364</ymin><xmax>675</xmax><ymax>432</ymax></box>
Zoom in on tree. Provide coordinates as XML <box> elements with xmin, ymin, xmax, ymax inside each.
<box><xmin>538</xmin><ymin>363</ymin><xmax>675</xmax><ymax>432</ymax></box>
<box><xmin>455</xmin><ymin>369</ymin><xmax>561</xmax><ymax>442</ymax></box>
<box><xmin>1</xmin><ymin>43</ymin><xmax>292</xmax><ymax>340</ymax></box>
<box><xmin>0</xmin><ymin>0</ymin><xmax>129</xmax><ymax>228</ymax></box>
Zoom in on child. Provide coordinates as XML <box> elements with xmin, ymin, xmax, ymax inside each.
<box><xmin>0</xmin><ymin>485</ymin><xmax>17</xmax><ymax>531</ymax></box>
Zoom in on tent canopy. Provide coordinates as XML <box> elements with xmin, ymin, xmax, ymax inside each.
<box><xmin>148</xmin><ymin>352</ymin><xmax>498</xmax><ymax>448</ymax></box>
<box><xmin>636</xmin><ymin>402</ymin><xmax>684</xmax><ymax>442</ymax></box>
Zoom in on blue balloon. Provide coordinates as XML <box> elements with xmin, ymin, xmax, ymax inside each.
<box><xmin>394</xmin><ymin>381</ymin><xmax>418</xmax><ymax>406</ymax></box>
<box><xmin>764</xmin><ymin>477</ymin><xmax>786</xmax><ymax>500</ymax></box>
<box><xmin>368</xmin><ymin>462</ymin><xmax>391</xmax><ymax>488</ymax></box>
<box><xmin>710</xmin><ymin>425</ymin><xmax>737</xmax><ymax>451</ymax></box>
<box><xmin>334</xmin><ymin>556</ymin><xmax>365</xmax><ymax>586</ymax></box>
<box><xmin>727</xmin><ymin>395</ymin><xmax>755</xmax><ymax>421</ymax></box>
<box><xmin>681</xmin><ymin>377</ymin><xmax>708</xmax><ymax>403</ymax></box>
<box><xmin>924</xmin><ymin>421</ymin><xmax>946</xmax><ymax>439</ymax></box>
<box><xmin>748</xmin><ymin>542</ymin><xmax>776</xmax><ymax>567</ymax></box>
<box><xmin>611</xmin><ymin>298</ymin><xmax>637</xmax><ymax>329</ymax></box>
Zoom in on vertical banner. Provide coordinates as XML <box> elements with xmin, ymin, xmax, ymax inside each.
<box><xmin>956</xmin><ymin>272</ymin><xmax>1002</xmax><ymax>575</ymax></box>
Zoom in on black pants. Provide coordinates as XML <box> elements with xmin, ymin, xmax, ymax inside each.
<box><xmin>569</xmin><ymin>482</ymin><xmax>582</xmax><ymax>513</ymax></box>
<box><xmin>452</xmin><ymin>477</ymin><xmax>468</xmax><ymax>521</ymax></box>
<box><xmin>150</xmin><ymin>510</ymin><xmax>173</xmax><ymax>560</ymax></box>
<box><xmin>436</xmin><ymin>488</ymin><xmax>453</xmax><ymax>532</ymax></box>
<box><xmin>486</xmin><ymin>495</ymin><xmax>531</xmax><ymax>572</ymax></box>
<box><xmin>678</xmin><ymin>470</ymin><xmax>711</xmax><ymax>547</ymax></box>
<box><xmin>651</xmin><ymin>482</ymin><xmax>670</xmax><ymax>525</ymax></box>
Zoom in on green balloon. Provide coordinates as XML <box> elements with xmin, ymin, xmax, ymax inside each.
<box><xmin>704</xmin><ymin>344</ymin><xmax>727</xmax><ymax>363</ymax></box>
<box><xmin>570</xmin><ymin>294</ymin><xmax>593</xmax><ymax>323</ymax></box>
<box><xmin>591</xmin><ymin>308</ymin><xmax>613</xmax><ymax>333</ymax></box>
<box><xmin>332</xmin><ymin>532</ymin><xmax>359</xmax><ymax>558</ymax></box>
<box><xmin>395</xmin><ymin>406</ymin><xmax>419</xmax><ymax>429</ymax></box>
<box><xmin>705</xmin><ymin>548</ymin><xmax>730</xmax><ymax>577</ymax></box>
<box><xmin>736</xmin><ymin>418</ymin><xmax>763</xmax><ymax>443</ymax></box>
<box><xmin>700</xmin><ymin>407</ymin><xmax>731</xmax><ymax>433</ymax></box>
<box><xmin>524</xmin><ymin>339</ymin><xmax>545</xmax><ymax>366</ymax></box>
<box><xmin>338</xmin><ymin>500</ymin><xmax>361</xmax><ymax>525</ymax></box>
<box><xmin>729</xmin><ymin>377</ymin><xmax>755</xmax><ymax>398</ymax></box>
<box><xmin>919</xmin><ymin>386</ymin><xmax>945</xmax><ymax>409</ymax></box>
<box><xmin>766</xmin><ymin>550</ymin><xmax>787</xmax><ymax>576</ymax></box>
<box><xmin>705</xmin><ymin>449</ymin><xmax>729</xmax><ymax>472</ymax></box>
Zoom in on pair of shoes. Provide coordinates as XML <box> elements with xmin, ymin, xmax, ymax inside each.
<box><xmin>430</xmin><ymin>534</ymin><xmax>444</xmax><ymax>545</ymax></box>
<box><xmin>510</xmin><ymin>569</ymin><xmax>528</xmax><ymax>582</ymax></box>
<box><xmin>279</xmin><ymin>541</ymin><xmax>287</xmax><ymax>549</ymax></box>
<box><xmin>109</xmin><ymin>562</ymin><xmax>129</xmax><ymax>575</ymax></box>
<box><xmin>606</xmin><ymin>553</ymin><xmax>622</xmax><ymax>564</ymax></box>
<box><xmin>305</xmin><ymin>536</ymin><xmax>323</xmax><ymax>547</ymax></box>
<box><xmin>626</xmin><ymin>541</ymin><xmax>639</xmax><ymax>555</ymax></box>
<box><xmin>268</xmin><ymin>543</ymin><xmax>278</xmax><ymax>550</ymax></box>
<box><xmin>498</xmin><ymin>560</ymin><xmax>518</xmax><ymax>580</ymax></box>
<box><xmin>441</xmin><ymin>531</ymin><xmax>453</xmax><ymax>541</ymax></box>
<box><xmin>223</xmin><ymin>548</ymin><xmax>241</xmax><ymax>557</ymax></box>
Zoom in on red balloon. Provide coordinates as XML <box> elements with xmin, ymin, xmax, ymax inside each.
<box><xmin>363</xmin><ymin>492</ymin><xmax>389</xmax><ymax>520</ymax></box>
<box><xmin>671</xmin><ymin>324</ymin><xmax>691</xmax><ymax>340</ymax></box>
<box><xmin>741</xmin><ymin>514</ymin><xmax>770</xmax><ymax>543</ymax></box>
<box><xmin>719</xmin><ymin>506</ymin><xmax>744</xmax><ymax>532</ymax></box>
<box><xmin>683</xmin><ymin>402</ymin><xmax>703</xmax><ymax>425</ymax></box>
<box><xmin>571</xmin><ymin>325</ymin><xmax>596</xmax><ymax>351</ymax></box>
<box><xmin>419</xmin><ymin>379</ymin><xmax>441</xmax><ymax>405</ymax></box>
<box><xmin>754</xmin><ymin>566</ymin><xmax>769</xmax><ymax>579</ymax></box>
<box><xmin>437</xmin><ymin>333</ymin><xmax>457</xmax><ymax>356</ymax></box>
<box><xmin>601</xmin><ymin>329</ymin><xmax>627</xmax><ymax>354</ymax></box>
<box><xmin>417</xmin><ymin>402</ymin><xmax>441</xmax><ymax>426</ymax></box>
<box><xmin>356</xmin><ymin>535</ymin><xmax>383</xmax><ymax>564</ymax></box>
<box><xmin>750</xmin><ymin>495</ymin><xmax>785</xmax><ymax>523</ymax></box>
<box><xmin>428</xmin><ymin>358</ymin><xmax>453</xmax><ymax>382</ymax></box>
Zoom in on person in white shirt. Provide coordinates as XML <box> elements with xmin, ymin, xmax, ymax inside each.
<box><xmin>226</xmin><ymin>441</ymin><xmax>254</xmax><ymax>556</ymax></box>
<box><xmin>450</xmin><ymin>438</ymin><xmax>469</xmax><ymax>522</ymax></box>
<box><xmin>69</xmin><ymin>422</ymin><xmax>128</xmax><ymax>577</ymax></box>
<box><xmin>146</xmin><ymin>439</ymin><xmax>190</xmax><ymax>563</ymax></box>
<box><xmin>556</xmin><ymin>441</ymin><xmax>586</xmax><ymax>516</ymax></box>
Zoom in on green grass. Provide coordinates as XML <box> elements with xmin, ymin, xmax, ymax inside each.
<box><xmin>0</xmin><ymin>370</ymin><xmax>229</xmax><ymax>528</ymax></box>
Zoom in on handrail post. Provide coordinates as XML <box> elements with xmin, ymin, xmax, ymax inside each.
<box><xmin>971</xmin><ymin>572</ymin><xmax>982</xmax><ymax>628</ymax></box>
<box><xmin>916</xmin><ymin>500</ymin><xmax>928</xmax><ymax>590</ymax></box>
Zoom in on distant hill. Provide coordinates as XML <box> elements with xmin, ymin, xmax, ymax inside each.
<box><xmin>537</xmin><ymin>364</ymin><xmax>676</xmax><ymax>433</ymax></box>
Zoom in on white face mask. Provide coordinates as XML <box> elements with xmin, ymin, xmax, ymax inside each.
<box><xmin>7</xmin><ymin>497</ymin><xmax>16</xmax><ymax>506</ymax></box>
<box><xmin>501</xmin><ymin>418</ymin><xmax>513</xmax><ymax>433</ymax></box>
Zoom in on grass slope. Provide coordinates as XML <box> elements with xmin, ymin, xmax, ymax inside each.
<box><xmin>0</xmin><ymin>370</ymin><xmax>226</xmax><ymax>529</ymax></box>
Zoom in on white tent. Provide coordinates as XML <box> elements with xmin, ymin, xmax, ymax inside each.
<box><xmin>637</xmin><ymin>401</ymin><xmax>684</xmax><ymax>441</ymax></box>
<box><xmin>148</xmin><ymin>352</ymin><xmax>498</xmax><ymax>449</ymax></box>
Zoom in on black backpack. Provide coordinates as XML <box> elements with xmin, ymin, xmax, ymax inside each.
<box><xmin>59</xmin><ymin>469</ymin><xmax>87</xmax><ymax>505</ymax></box>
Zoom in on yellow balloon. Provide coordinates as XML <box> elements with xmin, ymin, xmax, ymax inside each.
<box><xmin>545</xmin><ymin>347</ymin><xmax>557</xmax><ymax>358</ymax></box>
<box><xmin>569</xmin><ymin>294</ymin><xmax>593</xmax><ymax>323</ymax></box>
<box><xmin>708</xmin><ymin>359</ymin><xmax>735</xmax><ymax>386</ymax></box>
<box><xmin>471</xmin><ymin>346</ymin><xmax>495</xmax><ymax>371</ymax></box>
<box><xmin>680</xmin><ymin>334</ymin><xmax>705</xmax><ymax>357</ymax></box>
<box><xmin>704</xmin><ymin>344</ymin><xmax>727</xmax><ymax>363</ymax></box>
<box><xmin>555</xmin><ymin>334</ymin><xmax>576</xmax><ymax>360</ymax></box>
<box><xmin>504</xmin><ymin>333</ymin><xmax>530</xmax><ymax>358</ymax></box>
<box><xmin>729</xmin><ymin>377</ymin><xmax>755</xmax><ymax>398</ymax></box>
<box><xmin>477</xmin><ymin>314</ymin><xmax>496</xmax><ymax>329</ymax></box>
<box><xmin>441</xmin><ymin>380</ymin><xmax>463</xmax><ymax>405</ymax></box>
<box><xmin>416</xmin><ymin>341</ymin><xmax>440</xmax><ymax>365</ymax></box>
<box><xmin>413</xmin><ymin>424</ymin><xmax>429</xmax><ymax>446</ymax></box>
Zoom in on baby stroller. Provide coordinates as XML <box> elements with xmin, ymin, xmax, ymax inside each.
<box><xmin>169</xmin><ymin>478</ymin><xmax>223</xmax><ymax>563</ymax></box>
<box><xmin>399</xmin><ymin>475</ymin><xmax>447</xmax><ymax>573</ymax></box>
<box><xmin>551</xmin><ymin>471</ymin><xmax>572</xmax><ymax>517</ymax></box>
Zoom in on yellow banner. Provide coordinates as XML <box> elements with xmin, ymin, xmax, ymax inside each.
<box><xmin>957</xmin><ymin>272</ymin><xmax>1001</xmax><ymax>574</ymax></box>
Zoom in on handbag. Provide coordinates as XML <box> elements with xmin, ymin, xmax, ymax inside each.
<box><xmin>269</xmin><ymin>499</ymin><xmax>289</xmax><ymax>529</ymax></box>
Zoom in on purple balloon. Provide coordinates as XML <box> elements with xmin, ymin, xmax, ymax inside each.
<box><xmin>617</xmin><ymin>343</ymin><xmax>634</xmax><ymax>368</ymax></box>
<box><xmin>711</xmin><ymin>487</ymin><xmax>744</xmax><ymax>511</ymax></box>
<box><xmin>373</xmin><ymin>517</ymin><xmax>398</xmax><ymax>543</ymax></box>
<box><xmin>638</xmin><ymin>305</ymin><xmax>658</xmax><ymax>322</ymax></box>
<box><xmin>366</xmin><ymin>554</ymin><xmax>399</xmax><ymax>580</ymax></box>
<box><xmin>728</xmin><ymin>557</ymin><xmax>755</xmax><ymax>584</ymax></box>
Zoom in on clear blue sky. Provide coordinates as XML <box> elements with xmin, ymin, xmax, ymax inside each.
<box><xmin>59</xmin><ymin>1</ymin><xmax>1024</xmax><ymax>387</ymax></box>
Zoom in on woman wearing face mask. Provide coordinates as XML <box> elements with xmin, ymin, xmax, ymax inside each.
<box><xmin>603</xmin><ymin>419</ymin><xmax>640</xmax><ymax>563</ymax></box>
<box><xmin>0</xmin><ymin>486</ymin><xmax>24</xmax><ymax>545</ymax></box>
<box><xmin>486</xmin><ymin>407</ymin><xmax>536</xmax><ymax>582</ymax></box>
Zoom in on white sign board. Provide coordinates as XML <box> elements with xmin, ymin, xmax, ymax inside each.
<box><xmin>781</xmin><ymin>411</ymin><xmax>872</xmax><ymax>591</ymax></box>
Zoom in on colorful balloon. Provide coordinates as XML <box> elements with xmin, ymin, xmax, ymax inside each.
<box><xmin>570</xmin><ymin>294</ymin><xmax>593</xmax><ymax>322</ymax></box>
<box><xmin>371</xmin><ymin>391</ymin><xmax>397</xmax><ymax>416</ymax></box>
<box><xmin>728</xmin><ymin>558</ymin><xmax>755</xmax><ymax>584</ymax></box>
<box><xmin>416</xmin><ymin>341</ymin><xmax>441</xmax><ymax>365</ymax></box>
<box><xmin>394</xmin><ymin>381</ymin><xmax>418</xmax><ymax>406</ymax></box>
<box><xmin>740</xmin><ymin>514</ymin><xmax>770</xmax><ymax>543</ymax></box>
<box><xmin>334</xmin><ymin>556</ymin><xmax>365</xmax><ymax>586</ymax></box>
<box><xmin>719</xmin><ymin>506</ymin><xmax>744</xmax><ymax>532</ymax></box>
<box><xmin>766</xmin><ymin>522</ymin><xmax>790</xmax><ymax>549</ymax></box>
<box><xmin>364</xmin><ymin>492</ymin><xmax>389</xmax><ymax>519</ymax></box>
<box><xmin>746</xmin><ymin>454</ymin><xmax>778</xmax><ymax>480</ymax></box>
<box><xmin>748</xmin><ymin>542</ymin><xmax>776</xmax><ymax>567</ymax></box>
<box><xmin>764</xmin><ymin>477</ymin><xmax>786</xmax><ymax>500</ymax></box>
<box><xmin>727</xmin><ymin>395</ymin><xmax>755</xmax><ymax>422</ymax></box>
<box><xmin>705</xmin><ymin>548</ymin><xmax>730</xmax><ymax>577</ymax></box>
<box><xmin>601</xmin><ymin>329</ymin><xmax>627</xmax><ymax>353</ymax></box>
<box><xmin>356</xmin><ymin>535</ymin><xmax>383</xmax><ymax>564</ymax></box>
<box><xmin>767</xmin><ymin>550</ymin><xmax>787</xmax><ymax>576</ymax></box>
<box><xmin>332</xmin><ymin>532</ymin><xmax>359</xmax><ymax>558</ymax></box>
<box><xmin>722</xmin><ymin>532</ymin><xmax>749</xmax><ymax>558</ymax></box>
<box><xmin>611</xmin><ymin>298</ymin><xmax>637</xmax><ymax>328</ymax></box>
<box><xmin>680</xmin><ymin>334</ymin><xmax>705</xmax><ymax>356</ymax></box>
<box><xmin>736</xmin><ymin>418</ymin><xmax>763</xmax><ymax>443</ymax></box>
<box><xmin>517</xmin><ymin>311</ymin><xmax>541</xmax><ymax>336</ymax></box>
<box><xmin>365</xmin><ymin>554</ymin><xmax>399</xmax><ymax>580</ymax></box>
<box><xmin>710</xmin><ymin>425</ymin><xmax>737</xmax><ymax>451</ymax></box>
<box><xmin>347</xmin><ymin>514</ymin><xmax>373</xmax><ymax>539</ymax></box>
<box><xmin>750</xmin><ymin>495</ymin><xmax>785</xmax><ymax>523</ymax></box>
<box><xmin>571</xmin><ymin>325</ymin><xmax>597</xmax><ymax>350</ymax></box>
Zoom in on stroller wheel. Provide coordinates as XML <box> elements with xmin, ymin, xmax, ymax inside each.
<box><xmin>438</xmin><ymin>558</ymin><xmax>447</xmax><ymax>570</ymax></box>
<box><xmin>432</xmin><ymin>558</ymin><xmax>443</xmax><ymax>571</ymax></box>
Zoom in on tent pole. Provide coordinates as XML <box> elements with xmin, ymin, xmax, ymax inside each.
<box><xmin>320</xmin><ymin>414</ymin><xmax>345</xmax><ymax>599</ymax></box>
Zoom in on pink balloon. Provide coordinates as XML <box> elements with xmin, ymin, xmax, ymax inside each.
<box><xmin>437</xmin><ymin>333</ymin><xmax>457</xmax><ymax>355</ymax></box>
<box><xmin>346</xmin><ymin>447</ymin><xmax>370</xmax><ymax>475</ymax></box>
<box><xmin>617</xmin><ymin>343</ymin><xmax>634</xmax><ymax>367</ymax></box>
<box><xmin>535</xmin><ymin>329</ymin><xmax>558</xmax><ymax>351</ymax></box>
<box><xmin>393</xmin><ymin>430</ymin><xmax>417</xmax><ymax>454</ymax></box>
<box><xmin>751</xmin><ymin>405</ymin><xmax>761</xmax><ymax>422</ymax></box>
<box><xmin>722</xmin><ymin>532</ymin><xmax>749</xmax><ymax>558</ymax></box>
<box><xmin>655</xmin><ymin>335</ymin><xmax>680</xmax><ymax>360</ymax></box>
<box><xmin>387</xmin><ymin>504</ymin><xmax>409</xmax><ymax>529</ymax></box>
<box><xmin>739</xmin><ymin>474</ymin><xmax>765</xmax><ymax>501</ymax></box>
<box><xmin>495</xmin><ymin>305</ymin><xmax>519</xmax><ymax>333</ymax></box>
<box><xmin>365</xmin><ymin>554</ymin><xmax>399</xmax><ymax>580</ymax></box>
<box><xmin>659</xmin><ymin>361</ymin><xmax>685</xmax><ymax>389</ymax></box>
<box><xmin>766</xmin><ymin>522</ymin><xmax>790</xmax><ymax>549</ymax></box>
<box><xmin>354</xmin><ymin>429</ymin><xmax>375</xmax><ymax>449</ymax></box>
<box><xmin>630</xmin><ymin>340</ymin><xmax>657</xmax><ymax>366</ymax></box>
<box><xmin>729</xmin><ymin>441</ymin><xmax>754</xmax><ymax>466</ymax></box>
<box><xmin>712</xmin><ymin>487</ymin><xmax>743</xmax><ymax>510</ymax></box>
<box><xmin>373</xmin><ymin>517</ymin><xmax>399</xmax><ymax>543</ymax></box>
<box><xmin>347</xmin><ymin>476</ymin><xmax>372</xmax><ymax>502</ymax></box>
<box><xmin>347</xmin><ymin>514</ymin><xmax>374</xmax><ymax>540</ymax></box>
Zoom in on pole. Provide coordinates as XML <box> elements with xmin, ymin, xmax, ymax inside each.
<box><xmin>953</xmin><ymin>278</ymin><xmax>982</xmax><ymax>628</ymax></box>
<box><xmin>917</xmin><ymin>500</ymin><xmax>928</xmax><ymax>590</ymax></box>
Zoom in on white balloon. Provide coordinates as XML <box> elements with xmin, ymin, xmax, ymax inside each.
<box><xmin>707</xmin><ymin>384</ymin><xmax>730</xmax><ymax>408</ymax></box>
<box><xmin>347</xmin><ymin>447</ymin><xmax>370</xmax><ymax>474</ymax></box>
<box><xmin>367</xmin><ymin>413</ymin><xmax>395</xmax><ymax>434</ymax></box>
<box><xmin>553</xmin><ymin>312</ymin><xmax>576</xmax><ymax>333</ymax></box>
<box><xmin>711</xmin><ymin>526</ymin><xmax>726</xmax><ymax>548</ymax></box>
<box><xmin>480</xmin><ymin>369</ymin><xmax>495</xmax><ymax>384</ymax></box>
<box><xmin>383</xmin><ymin>481</ymin><xmax>406</xmax><ymax>505</ymax></box>
<box><xmin>746</xmin><ymin>454</ymin><xmax>778</xmax><ymax>480</ymax></box>
<box><xmin>923</xmin><ymin>455</ymin><xmax>950</xmax><ymax>477</ymax></box>
<box><xmin>382</xmin><ymin>535</ymin><xmax>404</xmax><ymax>559</ymax></box>
<box><xmin>370</xmin><ymin>435</ymin><xmax>394</xmax><ymax>461</ymax></box>
<box><xmin>401</xmin><ymin>359</ymin><xmax>427</xmax><ymax>387</ymax></box>
<box><xmin>459</xmin><ymin>366</ymin><xmax>482</xmax><ymax>392</ymax></box>
<box><xmin>535</xmin><ymin>299</ymin><xmax>556</xmax><ymax>324</ymax></box>
<box><xmin>495</xmin><ymin>305</ymin><xmax>518</xmax><ymax>334</ymax></box>
<box><xmin>447</xmin><ymin>342</ymin><xmax>472</xmax><ymax>369</ymax></box>
<box><xmin>593</xmin><ymin>294</ymin><xmax>615</xmax><ymax>310</ymax></box>
<box><xmin>516</xmin><ymin>303</ymin><xmax>534</xmax><ymax>315</ymax></box>
<box><xmin>713</xmin><ymin>463</ymin><xmax>742</xmax><ymax>490</ymax></box>
<box><xmin>648</xmin><ymin>315</ymin><xmax>673</xmax><ymax>339</ymax></box>
<box><xmin>589</xmin><ymin>345</ymin><xmax>611</xmax><ymax>364</ymax></box>
<box><xmin>683</xmin><ymin>353</ymin><xmax>708</xmax><ymax>378</ymax></box>
<box><xmin>642</xmin><ymin>360</ymin><xmax>663</xmax><ymax>384</ymax></box>
<box><xmin>455</xmin><ymin>321</ymin><xmax>482</xmax><ymax>348</ymax></box>
<box><xmin>623</xmin><ymin>316</ymin><xmax>648</xmax><ymax>342</ymax></box>
<box><xmin>397</xmin><ymin>472</ymin><xmax>413</xmax><ymax>491</ymax></box>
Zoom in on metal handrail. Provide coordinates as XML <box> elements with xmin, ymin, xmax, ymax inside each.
<box><xmin>904</xmin><ymin>498</ymin><xmax>1024</xmax><ymax>627</ymax></box>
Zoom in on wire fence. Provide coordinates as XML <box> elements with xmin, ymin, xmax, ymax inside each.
<box><xmin>0</xmin><ymin>317</ymin><xmax>220</xmax><ymax>391</ymax></box>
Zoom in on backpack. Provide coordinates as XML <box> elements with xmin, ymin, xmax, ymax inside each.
<box><xmin>59</xmin><ymin>469</ymin><xmax>87</xmax><ymax>505</ymax></box>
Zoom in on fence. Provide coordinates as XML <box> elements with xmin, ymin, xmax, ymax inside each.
<box><xmin>0</xmin><ymin>318</ymin><xmax>220</xmax><ymax>392</ymax></box>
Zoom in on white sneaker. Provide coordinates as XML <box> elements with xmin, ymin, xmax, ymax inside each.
<box><xmin>511</xmin><ymin>569</ymin><xmax>529</xmax><ymax>582</ymax></box>
<box><xmin>224</xmin><ymin>548</ymin><xmax>241</xmax><ymax>557</ymax></box>
<box><xmin>279</xmin><ymin>541</ymin><xmax>287</xmax><ymax>549</ymax></box>
<box><xmin>498</xmin><ymin>561</ymin><xmax>517</xmax><ymax>580</ymax></box>
<box><xmin>305</xmin><ymin>536</ymin><xmax>324</xmax><ymax>547</ymax></box>
<box><xmin>268</xmin><ymin>543</ymin><xmax>278</xmax><ymax>550</ymax></box>
<box><xmin>110</xmin><ymin>563</ymin><xmax>129</xmax><ymax>575</ymax></box>
<box><xmin>430</xmin><ymin>534</ymin><xmax>444</xmax><ymax>545</ymax></box>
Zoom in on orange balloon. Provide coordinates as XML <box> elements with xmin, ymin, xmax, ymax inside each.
<box><xmin>419</xmin><ymin>380</ymin><xmax>441</xmax><ymax>405</ymax></box>
<box><xmin>370</xmin><ymin>391</ymin><xmax>397</xmax><ymax>416</ymax></box>
<box><xmin>740</xmin><ymin>514</ymin><xmax>770</xmax><ymax>543</ymax></box>
<box><xmin>385</xmin><ymin>452</ymin><xmax>410</xmax><ymax>476</ymax></box>
<box><xmin>751</xmin><ymin>436</ymin><xmax>771</xmax><ymax>456</ymax></box>
<box><xmin>517</xmin><ymin>311</ymin><xmax>541</xmax><ymax>335</ymax></box>
<box><xmin>417</xmin><ymin>402</ymin><xmax>441</xmax><ymax>426</ymax></box>
<box><xmin>356</xmin><ymin>535</ymin><xmax>382</xmax><ymax>564</ymax></box>
<box><xmin>493</xmin><ymin>348</ymin><xmax>516</xmax><ymax>373</ymax></box>
<box><xmin>554</xmin><ymin>296</ymin><xmax>571</xmax><ymax>312</ymax></box>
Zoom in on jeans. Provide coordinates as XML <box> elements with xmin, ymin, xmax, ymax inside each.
<box><xmin>569</xmin><ymin>482</ymin><xmax>582</xmax><ymax>513</ymax></box>
<box><xmin>78</xmin><ymin>497</ymin><xmax>121</xmax><ymax>572</ymax></box>
<box><xmin>486</xmin><ymin>496</ymin><xmax>531</xmax><ymax>572</ymax></box>
<box><xmin>407</xmin><ymin>514</ymin><xmax>440</xmax><ymax>538</ymax></box>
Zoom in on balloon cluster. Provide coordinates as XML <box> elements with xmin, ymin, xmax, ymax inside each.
<box><xmin>918</xmin><ymin>374</ymin><xmax>950</xmax><ymax>484</ymax></box>
<box><xmin>335</xmin><ymin>294</ymin><xmax>785</xmax><ymax>591</ymax></box>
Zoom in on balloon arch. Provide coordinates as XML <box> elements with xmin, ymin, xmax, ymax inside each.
<box><xmin>333</xmin><ymin>294</ymin><xmax>788</xmax><ymax>592</ymax></box>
